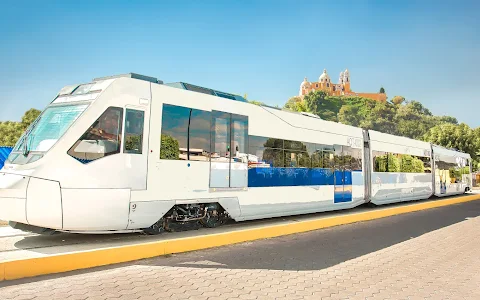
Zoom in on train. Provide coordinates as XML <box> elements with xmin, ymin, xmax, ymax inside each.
<box><xmin>0</xmin><ymin>73</ymin><xmax>472</xmax><ymax>234</ymax></box>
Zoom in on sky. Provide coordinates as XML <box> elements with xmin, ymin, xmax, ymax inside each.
<box><xmin>0</xmin><ymin>0</ymin><xmax>479</xmax><ymax>127</ymax></box>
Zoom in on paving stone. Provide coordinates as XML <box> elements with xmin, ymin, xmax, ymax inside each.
<box><xmin>2</xmin><ymin>216</ymin><xmax>480</xmax><ymax>300</ymax></box>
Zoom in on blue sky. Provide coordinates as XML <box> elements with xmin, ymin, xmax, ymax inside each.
<box><xmin>1</xmin><ymin>0</ymin><xmax>479</xmax><ymax>127</ymax></box>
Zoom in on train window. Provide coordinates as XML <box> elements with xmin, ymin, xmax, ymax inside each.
<box><xmin>342</xmin><ymin>147</ymin><xmax>353</xmax><ymax>171</ymax></box>
<box><xmin>374</xmin><ymin>150</ymin><xmax>431</xmax><ymax>173</ymax></box>
<box><xmin>68</xmin><ymin>107</ymin><xmax>123</xmax><ymax>163</ymax></box>
<box><xmin>249</xmin><ymin>136</ymin><xmax>270</xmax><ymax>148</ymax></box>
<box><xmin>333</xmin><ymin>145</ymin><xmax>343</xmax><ymax>169</ymax></box>
<box><xmin>350</xmin><ymin>148</ymin><xmax>363</xmax><ymax>171</ymax></box>
<box><xmin>285</xmin><ymin>150</ymin><xmax>310</xmax><ymax>168</ymax></box>
<box><xmin>436</xmin><ymin>155</ymin><xmax>468</xmax><ymax>183</ymax></box>
<box><xmin>342</xmin><ymin>146</ymin><xmax>362</xmax><ymax>171</ymax></box>
<box><xmin>160</xmin><ymin>104</ymin><xmax>212</xmax><ymax>161</ymax></box>
<box><xmin>124</xmin><ymin>109</ymin><xmax>144</xmax><ymax>154</ymax></box>
<box><xmin>211</xmin><ymin>112</ymin><xmax>230</xmax><ymax>161</ymax></box>
<box><xmin>189</xmin><ymin>109</ymin><xmax>211</xmax><ymax>161</ymax></box>
<box><xmin>231</xmin><ymin>115</ymin><xmax>248</xmax><ymax>158</ymax></box>
<box><xmin>263</xmin><ymin>148</ymin><xmax>284</xmax><ymax>167</ymax></box>
<box><xmin>311</xmin><ymin>150</ymin><xmax>323</xmax><ymax>168</ymax></box>
<box><xmin>323</xmin><ymin>151</ymin><xmax>334</xmax><ymax>169</ymax></box>
<box><xmin>418</xmin><ymin>156</ymin><xmax>431</xmax><ymax>173</ymax></box>
<box><xmin>160</xmin><ymin>104</ymin><xmax>189</xmax><ymax>160</ymax></box>
<box><xmin>284</xmin><ymin>140</ymin><xmax>307</xmax><ymax>151</ymax></box>
<box><xmin>247</xmin><ymin>135</ymin><xmax>341</xmax><ymax>169</ymax></box>
<box><xmin>373</xmin><ymin>151</ymin><xmax>390</xmax><ymax>172</ymax></box>
<box><xmin>263</xmin><ymin>138</ymin><xmax>284</xmax><ymax>149</ymax></box>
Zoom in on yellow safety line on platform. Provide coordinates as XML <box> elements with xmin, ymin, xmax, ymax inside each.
<box><xmin>1</xmin><ymin>194</ymin><xmax>479</xmax><ymax>281</ymax></box>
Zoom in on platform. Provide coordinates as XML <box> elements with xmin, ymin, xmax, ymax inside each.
<box><xmin>0</xmin><ymin>193</ymin><xmax>479</xmax><ymax>283</ymax></box>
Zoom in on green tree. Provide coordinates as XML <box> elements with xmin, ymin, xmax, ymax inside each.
<box><xmin>424</xmin><ymin>123</ymin><xmax>477</xmax><ymax>156</ymax></box>
<box><xmin>405</xmin><ymin>101</ymin><xmax>432</xmax><ymax>116</ymax></box>
<box><xmin>248</xmin><ymin>100</ymin><xmax>266</xmax><ymax>106</ymax></box>
<box><xmin>387</xmin><ymin>153</ymin><xmax>400</xmax><ymax>172</ymax></box>
<box><xmin>0</xmin><ymin>121</ymin><xmax>23</xmax><ymax>146</ymax></box>
<box><xmin>400</xmin><ymin>155</ymin><xmax>415</xmax><ymax>172</ymax></box>
<box><xmin>125</xmin><ymin>135</ymin><xmax>142</xmax><ymax>153</ymax></box>
<box><xmin>394</xmin><ymin>103</ymin><xmax>429</xmax><ymax>140</ymax></box>
<box><xmin>303</xmin><ymin>90</ymin><xmax>342</xmax><ymax>121</ymax></box>
<box><xmin>0</xmin><ymin>108</ymin><xmax>42</xmax><ymax>146</ymax></box>
<box><xmin>375</xmin><ymin>154</ymin><xmax>387</xmax><ymax>172</ymax></box>
<box><xmin>21</xmin><ymin>108</ymin><xmax>41</xmax><ymax>130</ymax></box>
<box><xmin>160</xmin><ymin>134</ymin><xmax>180</xmax><ymax>159</ymax></box>
<box><xmin>391</xmin><ymin>96</ymin><xmax>405</xmax><ymax>105</ymax></box>
<box><xmin>433</xmin><ymin>115</ymin><xmax>458</xmax><ymax>125</ymax></box>
<box><xmin>412</xmin><ymin>157</ymin><xmax>425</xmax><ymax>173</ymax></box>
<box><xmin>379</xmin><ymin>87</ymin><xmax>386</xmax><ymax>94</ymax></box>
<box><xmin>424</xmin><ymin>123</ymin><xmax>479</xmax><ymax>171</ymax></box>
<box><xmin>338</xmin><ymin>105</ymin><xmax>362</xmax><ymax>127</ymax></box>
<box><xmin>284</xmin><ymin>96</ymin><xmax>307</xmax><ymax>112</ymax></box>
<box><xmin>263</xmin><ymin>148</ymin><xmax>283</xmax><ymax>167</ymax></box>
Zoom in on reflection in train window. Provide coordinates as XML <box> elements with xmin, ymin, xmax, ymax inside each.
<box><xmin>436</xmin><ymin>154</ymin><xmax>469</xmax><ymax>183</ymax></box>
<box><xmin>373</xmin><ymin>150</ymin><xmax>430</xmax><ymax>173</ymax></box>
<box><xmin>246</xmin><ymin>135</ymin><xmax>361</xmax><ymax>171</ymax></box>
<box><xmin>68</xmin><ymin>107</ymin><xmax>123</xmax><ymax>163</ymax></box>
<box><xmin>160</xmin><ymin>104</ymin><xmax>211</xmax><ymax>161</ymax></box>
<box><xmin>124</xmin><ymin>109</ymin><xmax>144</xmax><ymax>154</ymax></box>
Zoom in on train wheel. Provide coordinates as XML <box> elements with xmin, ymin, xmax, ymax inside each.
<box><xmin>201</xmin><ymin>204</ymin><xmax>227</xmax><ymax>228</ymax></box>
<box><xmin>143</xmin><ymin>218</ymin><xmax>165</xmax><ymax>235</ymax></box>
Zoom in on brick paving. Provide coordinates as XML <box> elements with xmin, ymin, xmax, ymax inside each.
<box><xmin>1</xmin><ymin>216</ymin><xmax>480</xmax><ymax>299</ymax></box>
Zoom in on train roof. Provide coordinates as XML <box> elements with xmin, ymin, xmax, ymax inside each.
<box><xmin>368</xmin><ymin>130</ymin><xmax>431</xmax><ymax>150</ymax></box>
<box><xmin>432</xmin><ymin>144</ymin><xmax>471</xmax><ymax>158</ymax></box>
<box><xmin>164</xmin><ymin>82</ymin><xmax>247</xmax><ymax>102</ymax></box>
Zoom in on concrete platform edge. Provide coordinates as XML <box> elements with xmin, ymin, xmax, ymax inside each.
<box><xmin>1</xmin><ymin>194</ymin><xmax>479</xmax><ymax>281</ymax></box>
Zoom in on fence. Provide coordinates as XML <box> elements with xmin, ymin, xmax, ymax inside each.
<box><xmin>0</xmin><ymin>146</ymin><xmax>13</xmax><ymax>170</ymax></box>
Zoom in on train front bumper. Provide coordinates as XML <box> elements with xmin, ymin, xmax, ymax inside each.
<box><xmin>0</xmin><ymin>172</ymin><xmax>29</xmax><ymax>224</ymax></box>
<box><xmin>0</xmin><ymin>172</ymin><xmax>62</xmax><ymax>230</ymax></box>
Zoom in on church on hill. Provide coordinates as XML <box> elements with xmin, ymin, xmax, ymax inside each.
<box><xmin>299</xmin><ymin>69</ymin><xmax>387</xmax><ymax>102</ymax></box>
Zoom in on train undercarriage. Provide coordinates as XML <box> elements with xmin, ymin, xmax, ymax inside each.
<box><xmin>142</xmin><ymin>203</ymin><xmax>229</xmax><ymax>235</ymax></box>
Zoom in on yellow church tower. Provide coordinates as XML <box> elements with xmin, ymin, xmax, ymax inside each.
<box><xmin>298</xmin><ymin>68</ymin><xmax>386</xmax><ymax>102</ymax></box>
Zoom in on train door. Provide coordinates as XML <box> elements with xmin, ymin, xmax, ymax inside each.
<box><xmin>123</xmin><ymin>106</ymin><xmax>148</xmax><ymax>190</ymax></box>
<box><xmin>210</xmin><ymin>111</ymin><xmax>248</xmax><ymax>189</ymax></box>
<box><xmin>334</xmin><ymin>145</ymin><xmax>353</xmax><ymax>203</ymax></box>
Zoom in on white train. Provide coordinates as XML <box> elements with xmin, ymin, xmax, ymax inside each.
<box><xmin>0</xmin><ymin>73</ymin><xmax>472</xmax><ymax>234</ymax></box>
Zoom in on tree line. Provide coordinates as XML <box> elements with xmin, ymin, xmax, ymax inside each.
<box><xmin>248</xmin><ymin>90</ymin><xmax>480</xmax><ymax>171</ymax></box>
<box><xmin>0</xmin><ymin>109</ymin><xmax>41</xmax><ymax>147</ymax></box>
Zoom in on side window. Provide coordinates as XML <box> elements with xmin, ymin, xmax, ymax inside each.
<box><xmin>418</xmin><ymin>156</ymin><xmax>431</xmax><ymax>173</ymax></box>
<box><xmin>374</xmin><ymin>150</ymin><xmax>430</xmax><ymax>173</ymax></box>
<box><xmin>284</xmin><ymin>150</ymin><xmax>310</xmax><ymax>168</ymax></box>
<box><xmin>189</xmin><ymin>109</ymin><xmax>211</xmax><ymax>161</ymax></box>
<box><xmin>323</xmin><ymin>150</ymin><xmax>334</xmax><ymax>169</ymax></box>
<box><xmin>263</xmin><ymin>148</ymin><xmax>284</xmax><ymax>167</ymax></box>
<box><xmin>68</xmin><ymin>107</ymin><xmax>123</xmax><ymax>163</ymax></box>
<box><xmin>160</xmin><ymin>104</ymin><xmax>189</xmax><ymax>160</ymax></box>
<box><xmin>124</xmin><ymin>109</ymin><xmax>144</xmax><ymax>154</ymax></box>
<box><xmin>160</xmin><ymin>104</ymin><xmax>211</xmax><ymax>161</ymax></box>
<box><xmin>351</xmin><ymin>148</ymin><xmax>363</xmax><ymax>171</ymax></box>
<box><xmin>373</xmin><ymin>151</ymin><xmax>387</xmax><ymax>172</ymax></box>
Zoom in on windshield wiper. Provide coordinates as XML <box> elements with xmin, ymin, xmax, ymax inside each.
<box><xmin>22</xmin><ymin>117</ymin><xmax>41</xmax><ymax>157</ymax></box>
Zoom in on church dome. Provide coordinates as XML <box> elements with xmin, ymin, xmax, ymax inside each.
<box><xmin>319</xmin><ymin>69</ymin><xmax>330</xmax><ymax>82</ymax></box>
<box><xmin>300</xmin><ymin>77</ymin><xmax>310</xmax><ymax>88</ymax></box>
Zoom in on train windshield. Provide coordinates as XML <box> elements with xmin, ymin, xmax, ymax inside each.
<box><xmin>7</xmin><ymin>104</ymin><xmax>88</xmax><ymax>165</ymax></box>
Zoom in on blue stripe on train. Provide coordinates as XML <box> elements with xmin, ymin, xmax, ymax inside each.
<box><xmin>248</xmin><ymin>167</ymin><xmax>336</xmax><ymax>187</ymax></box>
<box><xmin>334</xmin><ymin>189</ymin><xmax>353</xmax><ymax>203</ymax></box>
